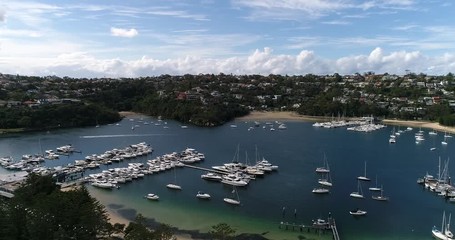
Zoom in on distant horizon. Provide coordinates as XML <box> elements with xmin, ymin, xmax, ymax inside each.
<box><xmin>1</xmin><ymin>71</ymin><xmax>453</xmax><ymax>79</ymax></box>
<box><xmin>1</xmin><ymin>0</ymin><xmax>455</xmax><ymax>78</ymax></box>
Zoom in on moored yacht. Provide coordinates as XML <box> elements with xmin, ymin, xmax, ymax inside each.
<box><xmin>357</xmin><ymin>161</ymin><xmax>371</xmax><ymax>181</ymax></box>
<box><xmin>145</xmin><ymin>193</ymin><xmax>159</xmax><ymax>200</ymax></box>
<box><xmin>349</xmin><ymin>208</ymin><xmax>367</xmax><ymax>216</ymax></box>
<box><xmin>350</xmin><ymin>180</ymin><xmax>365</xmax><ymax>199</ymax></box>
<box><xmin>196</xmin><ymin>191</ymin><xmax>211</xmax><ymax>199</ymax></box>
<box><xmin>201</xmin><ymin>172</ymin><xmax>223</xmax><ymax>181</ymax></box>
<box><xmin>312</xmin><ymin>188</ymin><xmax>329</xmax><ymax>194</ymax></box>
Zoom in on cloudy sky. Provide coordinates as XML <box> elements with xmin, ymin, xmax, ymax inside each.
<box><xmin>0</xmin><ymin>0</ymin><xmax>454</xmax><ymax>77</ymax></box>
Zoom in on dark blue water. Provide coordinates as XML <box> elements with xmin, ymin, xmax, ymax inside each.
<box><xmin>0</xmin><ymin>116</ymin><xmax>454</xmax><ymax>239</ymax></box>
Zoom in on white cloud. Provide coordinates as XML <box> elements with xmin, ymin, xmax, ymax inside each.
<box><xmin>232</xmin><ymin>0</ymin><xmax>351</xmax><ymax>19</ymax></box>
<box><xmin>110</xmin><ymin>27</ymin><xmax>138</xmax><ymax>38</ymax></box>
<box><xmin>0</xmin><ymin>8</ymin><xmax>5</xmax><ymax>22</ymax></box>
<box><xmin>1</xmin><ymin>47</ymin><xmax>454</xmax><ymax>78</ymax></box>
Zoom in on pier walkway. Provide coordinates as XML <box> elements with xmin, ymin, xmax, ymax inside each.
<box><xmin>330</xmin><ymin>219</ymin><xmax>340</xmax><ymax>240</ymax></box>
<box><xmin>279</xmin><ymin>216</ymin><xmax>340</xmax><ymax>240</ymax></box>
<box><xmin>181</xmin><ymin>164</ymin><xmax>229</xmax><ymax>175</ymax></box>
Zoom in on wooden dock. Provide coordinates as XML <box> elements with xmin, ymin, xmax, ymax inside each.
<box><xmin>181</xmin><ymin>164</ymin><xmax>229</xmax><ymax>175</ymax></box>
<box><xmin>330</xmin><ymin>219</ymin><xmax>340</xmax><ymax>240</ymax></box>
<box><xmin>279</xmin><ymin>217</ymin><xmax>340</xmax><ymax>240</ymax></box>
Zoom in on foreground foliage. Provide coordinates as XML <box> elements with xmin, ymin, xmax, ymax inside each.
<box><xmin>0</xmin><ymin>174</ymin><xmax>113</xmax><ymax>240</ymax></box>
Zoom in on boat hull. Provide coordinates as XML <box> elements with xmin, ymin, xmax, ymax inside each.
<box><xmin>223</xmin><ymin>198</ymin><xmax>240</xmax><ymax>205</ymax></box>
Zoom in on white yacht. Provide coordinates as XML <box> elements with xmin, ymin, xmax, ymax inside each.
<box><xmin>221</xmin><ymin>175</ymin><xmax>248</xmax><ymax>187</ymax></box>
<box><xmin>312</xmin><ymin>188</ymin><xmax>329</xmax><ymax>194</ymax></box>
<box><xmin>389</xmin><ymin>137</ymin><xmax>396</xmax><ymax>143</ymax></box>
<box><xmin>145</xmin><ymin>193</ymin><xmax>159</xmax><ymax>200</ymax></box>
<box><xmin>166</xmin><ymin>183</ymin><xmax>182</xmax><ymax>190</ymax></box>
<box><xmin>349</xmin><ymin>209</ymin><xmax>367</xmax><ymax>216</ymax></box>
<box><xmin>196</xmin><ymin>191</ymin><xmax>211</xmax><ymax>199</ymax></box>
<box><xmin>91</xmin><ymin>181</ymin><xmax>118</xmax><ymax>189</ymax></box>
<box><xmin>201</xmin><ymin>172</ymin><xmax>223</xmax><ymax>182</ymax></box>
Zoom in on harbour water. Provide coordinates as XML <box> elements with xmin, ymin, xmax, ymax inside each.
<box><xmin>0</xmin><ymin>115</ymin><xmax>454</xmax><ymax>239</ymax></box>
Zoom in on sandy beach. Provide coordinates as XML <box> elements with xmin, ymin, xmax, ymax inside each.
<box><xmin>119</xmin><ymin>111</ymin><xmax>142</xmax><ymax>117</ymax></box>
<box><xmin>237</xmin><ymin>111</ymin><xmax>455</xmax><ymax>134</ymax></box>
<box><xmin>105</xmin><ymin>207</ymin><xmax>195</xmax><ymax>240</ymax></box>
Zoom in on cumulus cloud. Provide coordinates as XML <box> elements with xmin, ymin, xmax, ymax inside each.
<box><xmin>0</xmin><ymin>8</ymin><xmax>5</xmax><ymax>22</ymax></box>
<box><xmin>110</xmin><ymin>27</ymin><xmax>138</xmax><ymax>38</ymax></box>
<box><xmin>1</xmin><ymin>47</ymin><xmax>455</xmax><ymax>78</ymax></box>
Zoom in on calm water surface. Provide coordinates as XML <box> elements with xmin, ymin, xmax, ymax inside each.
<box><xmin>0</xmin><ymin>116</ymin><xmax>454</xmax><ymax>240</ymax></box>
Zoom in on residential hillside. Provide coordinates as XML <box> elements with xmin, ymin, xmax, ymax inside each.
<box><xmin>0</xmin><ymin>72</ymin><xmax>454</xmax><ymax>130</ymax></box>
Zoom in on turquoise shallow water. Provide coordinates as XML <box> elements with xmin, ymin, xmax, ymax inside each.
<box><xmin>0</xmin><ymin>116</ymin><xmax>454</xmax><ymax>239</ymax></box>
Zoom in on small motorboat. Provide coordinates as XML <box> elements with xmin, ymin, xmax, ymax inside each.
<box><xmin>196</xmin><ymin>191</ymin><xmax>211</xmax><ymax>199</ymax></box>
<box><xmin>349</xmin><ymin>208</ymin><xmax>367</xmax><ymax>216</ymax></box>
<box><xmin>145</xmin><ymin>193</ymin><xmax>159</xmax><ymax>200</ymax></box>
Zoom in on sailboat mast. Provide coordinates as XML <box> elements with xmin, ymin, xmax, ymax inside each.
<box><xmin>448</xmin><ymin>213</ymin><xmax>452</xmax><ymax>233</ymax></box>
<box><xmin>443</xmin><ymin>211</ymin><xmax>446</xmax><ymax>233</ymax></box>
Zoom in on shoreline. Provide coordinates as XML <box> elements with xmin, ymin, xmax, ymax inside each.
<box><xmin>105</xmin><ymin>205</ymin><xmax>196</xmax><ymax>240</ymax></box>
<box><xmin>237</xmin><ymin>111</ymin><xmax>455</xmax><ymax>134</ymax></box>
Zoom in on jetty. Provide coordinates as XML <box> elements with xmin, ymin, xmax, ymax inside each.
<box><xmin>279</xmin><ymin>214</ymin><xmax>340</xmax><ymax>240</ymax></box>
<box><xmin>181</xmin><ymin>164</ymin><xmax>228</xmax><ymax>175</ymax></box>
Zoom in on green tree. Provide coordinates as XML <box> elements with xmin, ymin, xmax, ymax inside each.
<box><xmin>209</xmin><ymin>223</ymin><xmax>236</xmax><ymax>240</ymax></box>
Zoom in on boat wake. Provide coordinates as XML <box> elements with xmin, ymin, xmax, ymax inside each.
<box><xmin>80</xmin><ymin>134</ymin><xmax>173</xmax><ymax>139</ymax></box>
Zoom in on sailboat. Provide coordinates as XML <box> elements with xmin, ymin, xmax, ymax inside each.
<box><xmin>372</xmin><ymin>185</ymin><xmax>389</xmax><ymax>201</ymax></box>
<box><xmin>315</xmin><ymin>154</ymin><xmax>330</xmax><ymax>173</ymax></box>
<box><xmin>432</xmin><ymin>211</ymin><xmax>454</xmax><ymax>240</ymax></box>
<box><xmin>442</xmin><ymin>134</ymin><xmax>448</xmax><ymax>145</ymax></box>
<box><xmin>358</xmin><ymin>161</ymin><xmax>371</xmax><ymax>181</ymax></box>
<box><xmin>369</xmin><ymin>175</ymin><xmax>381</xmax><ymax>191</ymax></box>
<box><xmin>318</xmin><ymin>171</ymin><xmax>333</xmax><ymax>187</ymax></box>
<box><xmin>350</xmin><ymin>180</ymin><xmax>365</xmax><ymax>199</ymax></box>
<box><xmin>224</xmin><ymin>186</ymin><xmax>240</xmax><ymax>205</ymax></box>
<box><xmin>166</xmin><ymin>167</ymin><xmax>182</xmax><ymax>190</ymax></box>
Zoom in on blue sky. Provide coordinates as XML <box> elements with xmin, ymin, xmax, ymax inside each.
<box><xmin>0</xmin><ymin>0</ymin><xmax>454</xmax><ymax>77</ymax></box>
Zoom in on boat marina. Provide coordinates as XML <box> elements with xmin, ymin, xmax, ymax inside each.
<box><xmin>1</xmin><ymin>117</ymin><xmax>455</xmax><ymax>239</ymax></box>
<box><xmin>312</xmin><ymin>116</ymin><xmax>386</xmax><ymax>132</ymax></box>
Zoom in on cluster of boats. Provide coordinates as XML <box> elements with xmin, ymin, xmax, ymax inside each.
<box><xmin>0</xmin><ymin>144</ymin><xmax>78</xmax><ymax>171</ymax></box>
<box><xmin>312</xmin><ymin>117</ymin><xmax>386</xmax><ymax>133</ymax></box>
<box><xmin>85</xmin><ymin>147</ymin><xmax>204</xmax><ymax>189</ymax></box>
<box><xmin>75</xmin><ymin>142</ymin><xmax>153</xmax><ymax>168</ymax></box>
<box><xmin>417</xmin><ymin>158</ymin><xmax>455</xmax><ymax>202</ymax></box>
<box><xmin>201</xmin><ymin>157</ymin><xmax>278</xmax><ymax>187</ymax></box>
<box><xmin>312</xmin><ymin>155</ymin><xmax>332</xmax><ymax>194</ymax></box>
<box><xmin>243</xmin><ymin>121</ymin><xmax>287</xmax><ymax>131</ymax></box>
<box><xmin>349</xmin><ymin>162</ymin><xmax>389</xmax><ymax>216</ymax></box>
<box><xmin>388</xmin><ymin>127</ymin><xmax>410</xmax><ymax>143</ymax></box>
